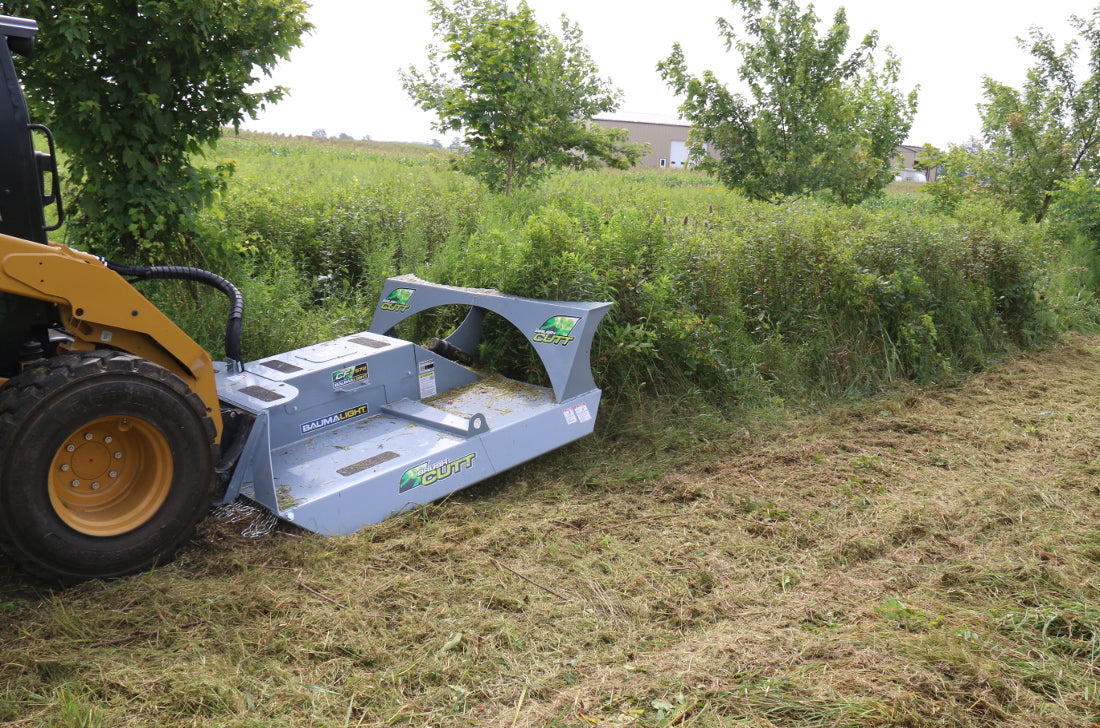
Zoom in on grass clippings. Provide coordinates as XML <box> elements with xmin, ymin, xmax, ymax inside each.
<box><xmin>1</xmin><ymin>338</ymin><xmax>1100</xmax><ymax>726</ymax></box>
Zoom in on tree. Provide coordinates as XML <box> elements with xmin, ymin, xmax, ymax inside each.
<box><xmin>8</xmin><ymin>1</ymin><xmax>311</xmax><ymax>263</ymax></box>
<box><xmin>978</xmin><ymin>12</ymin><xmax>1100</xmax><ymax>223</ymax></box>
<box><xmin>922</xmin><ymin>141</ymin><xmax>990</xmax><ymax>212</ymax></box>
<box><xmin>657</xmin><ymin>0</ymin><xmax>917</xmax><ymax>204</ymax></box>
<box><xmin>913</xmin><ymin>143</ymin><xmax>942</xmax><ymax>182</ymax></box>
<box><xmin>401</xmin><ymin>0</ymin><xmax>643</xmax><ymax>195</ymax></box>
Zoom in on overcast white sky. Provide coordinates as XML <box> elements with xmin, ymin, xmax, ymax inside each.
<box><xmin>240</xmin><ymin>0</ymin><xmax>1097</xmax><ymax>148</ymax></box>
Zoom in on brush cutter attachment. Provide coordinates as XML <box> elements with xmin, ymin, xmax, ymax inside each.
<box><xmin>215</xmin><ymin>275</ymin><xmax>611</xmax><ymax>535</ymax></box>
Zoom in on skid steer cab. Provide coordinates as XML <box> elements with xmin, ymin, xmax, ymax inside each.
<box><xmin>0</xmin><ymin>15</ymin><xmax>611</xmax><ymax>584</ymax></box>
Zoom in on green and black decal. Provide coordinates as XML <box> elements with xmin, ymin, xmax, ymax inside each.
<box><xmin>533</xmin><ymin>315</ymin><xmax>580</xmax><ymax>346</ymax></box>
<box><xmin>380</xmin><ymin>287</ymin><xmax>414</xmax><ymax>312</ymax></box>
<box><xmin>332</xmin><ymin>362</ymin><xmax>369</xmax><ymax>389</ymax></box>
<box><xmin>399</xmin><ymin>453</ymin><xmax>476</xmax><ymax>492</ymax></box>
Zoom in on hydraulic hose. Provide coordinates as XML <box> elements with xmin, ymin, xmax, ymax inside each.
<box><xmin>104</xmin><ymin>261</ymin><xmax>244</xmax><ymax>373</ymax></box>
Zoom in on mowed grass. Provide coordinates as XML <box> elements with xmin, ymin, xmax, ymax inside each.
<box><xmin>1</xmin><ymin>336</ymin><xmax>1098</xmax><ymax>726</ymax></box>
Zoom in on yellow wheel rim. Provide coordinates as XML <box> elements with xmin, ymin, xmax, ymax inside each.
<box><xmin>47</xmin><ymin>415</ymin><xmax>174</xmax><ymax>537</ymax></box>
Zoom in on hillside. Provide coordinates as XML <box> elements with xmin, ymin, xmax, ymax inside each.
<box><xmin>0</xmin><ymin>335</ymin><xmax>1097</xmax><ymax>726</ymax></box>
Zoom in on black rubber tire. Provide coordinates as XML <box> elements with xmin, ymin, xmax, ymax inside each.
<box><xmin>0</xmin><ymin>350</ymin><xmax>217</xmax><ymax>584</ymax></box>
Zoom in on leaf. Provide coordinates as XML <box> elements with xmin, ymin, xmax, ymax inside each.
<box><xmin>439</xmin><ymin>631</ymin><xmax>464</xmax><ymax>652</ymax></box>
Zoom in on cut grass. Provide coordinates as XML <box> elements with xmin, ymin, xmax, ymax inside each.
<box><xmin>1</xmin><ymin>337</ymin><xmax>1099</xmax><ymax>726</ymax></box>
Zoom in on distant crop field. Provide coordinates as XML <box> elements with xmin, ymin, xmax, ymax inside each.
<box><xmin>885</xmin><ymin>179</ymin><xmax>926</xmax><ymax>195</ymax></box>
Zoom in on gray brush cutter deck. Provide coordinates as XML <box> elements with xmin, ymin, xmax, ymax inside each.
<box><xmin>214</xmin><ymin>275</ymin><xmax>612</xmax><ymax>535</ymax></box>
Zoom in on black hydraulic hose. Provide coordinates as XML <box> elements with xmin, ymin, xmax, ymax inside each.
<box><xmin>427</xmin><ymin>337</ymin><xmax>474</xmax><ymax>366</ymax></box>
<box><xmin>104</xmin><ymin>260</ymin><xmax>244</xmax><ymax>372</ymax></box>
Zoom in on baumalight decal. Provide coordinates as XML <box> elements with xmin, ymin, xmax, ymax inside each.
<box><xmin>300</xmin><ymin>404</ymin><xmax>370</xmax><ymax>434</ymax></box>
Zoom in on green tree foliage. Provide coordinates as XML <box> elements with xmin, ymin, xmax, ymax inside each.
<box><xmin>913</xmin><ymin>142</ymin><xmax>941</xmax><ymax>181</ymax></box>
<box><xmin>7</xmin><ymin>1</ymin><xmax>310</xmax><ymax>263</ymax></box>
<box><xmin>657</xmin><ymin>0</ymin><xmax>917</xmax><ymax>204</ymax></box>
<box><xmin>401</xmin><ymin>0</ymin><xmax>643</xmax><ymax>195</ymax></box>
<box><xmin>1052</xmin><ymin>174</ymin><xmax>1100</xmax><ymax>243</ymax></box>
<box><xmin>922</xmin><ymin>140</ymin><xmax>989</xmax><ymax>212</ymax></box>
<box><xmin>979</xmin><ymin>11</ymin><xmax>1100</xmax><ymax>223</ymax></box>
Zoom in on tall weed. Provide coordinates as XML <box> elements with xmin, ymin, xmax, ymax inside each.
<box><xmin>197</xmin><ymin>135</ymin><xmax>1091</xmax><ymax>408</ymax></box>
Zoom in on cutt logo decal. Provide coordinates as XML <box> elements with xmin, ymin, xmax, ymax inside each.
<box><xmin>533</xmin><ymin>315</ymin><xmax>580</xmax><ymax>346</ymax></box>
<box><xmin>399</xmin><ymin>453</ymin><xmax>476</xmax><ymax>493</ymax></box>
<box><xmin>332</xmin><ymin>362</ymin><xmax>369</xmax><ymax>389</ymax></box>
<box><xmin>300</xmin><ymin>404</ymin><xmax>370</xmax><ymax>434</ymax></box>
<box><xmin>380</xmin><ymin>287</ymin><xmax>414</xmax><ymax>313</ymax></box>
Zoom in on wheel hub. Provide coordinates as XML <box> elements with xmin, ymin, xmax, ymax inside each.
<box><xmin>48</xmin><ymin>416</ymin><xmax>173</xmax><ymax>537</ymax></box>
<box><xmin>70</xmin><ymin>440</ymin><xmax>111</xmax><ymax>480</ymax></box>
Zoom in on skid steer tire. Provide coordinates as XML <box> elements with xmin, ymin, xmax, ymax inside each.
<box><xmin>0</xmin><ymin>350</ymin><xmax>217</xmax><ymax>584</ymax></box>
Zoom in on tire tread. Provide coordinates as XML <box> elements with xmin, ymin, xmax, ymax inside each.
<box><xmin>0</xmin><ymin>350</ymin><xmax>217</xmax><ymax>583</ymax></box>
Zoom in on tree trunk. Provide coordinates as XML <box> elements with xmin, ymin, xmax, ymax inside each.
<box><xmin>504</xmin><ymin>150</ymin><xmax>516</xmax><ymax>197</ymax></box>
<box><xmin>1035</xmin><ymin>192</ymin><xmax>1052</xmax><ymax>224</ymax></box>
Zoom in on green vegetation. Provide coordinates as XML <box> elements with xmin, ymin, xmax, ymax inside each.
<box><xmin>8</xmin><ymin>0</ymin><xmax>311</xmax><ymax>262</ymax></box>
<box><xmin>401</xmin><ymin>0</ymin><xmax>643</xmax><ymax>195</ymax></box>
<box><xmin>5</xmin><ymin>5</ymin><xmax>1100</xmax><ymax>725</ymax></box>
<box><xmin>3</xmin><ymin>81</ymin><xmax>1100</xmax><ymax>727</ymax></box>
<box><xmin>177</xmin><ymin>132</ymin><xmax>1093</xmax><ymax>414</ymax></box>
<box><xmin>658</xmin><ymin>0</ymin><xmax>917</xmax><ymax>204</ymax></box>
<box><xmin>931</xmin><ymin>8</ymin><xmax>1100</xmax><ymax>225</ymax></box>
<box><xmin>978</xmin><ymin>11</ymin><xmax>1100</xmax><ymax>223</ymax></box>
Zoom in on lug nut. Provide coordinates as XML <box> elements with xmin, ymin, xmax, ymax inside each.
<box><xmin>104</xmin><ymin>436</ymin><xmax>112</xmax><ymax>444</ymax></box>
<box><xmin>91</xmin><ymin>482</ymin><xmax>100</xmax><ymax>490</ymax></box>
<box><xmin>70</xmin><ymin>480</ymin><xmax>79</xmax><ymax>487</ymax></box>
<box><xmin>108</xmin><ymin>471</ymin><xmax>118</xmax><ymax>478</ymax></box>
<box><xmin>114</xmin><ymin>452</ymin><xmax>122</xmax><ymax>459</ymax></box>
<box><xmin>60</xmin><ymin>464</ymin><xmax>69</xmax><ymax>472</ymax></box>
<box><xmin>84</xmin><ymin>433</ymin><xmax>93</xmax><ymax>440</ymax></box>
<box><xmin>66</xmin><ymin>444</ymin><xmax>75</xmax><ymax>452</ymax></box>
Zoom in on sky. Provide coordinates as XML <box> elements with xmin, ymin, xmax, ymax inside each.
<box><xmin>240</xmin><ymin>0</ymin><xmax>1098</xmax><ymax>148</ymax></box>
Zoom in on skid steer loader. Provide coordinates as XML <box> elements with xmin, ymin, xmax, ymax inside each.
<box><xmin>0</xmin><ymin>16</ymin><xmax>610</xmax><ymax>584</ymax></box>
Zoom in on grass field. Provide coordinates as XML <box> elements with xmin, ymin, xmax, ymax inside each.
<box><xmin>3</xmin><ymin>135</ymin><xmax>1098</xmax><ymax>726</ymax></box>
<box><xmin>1</xmin><ymin>334</ymin><xmax>1097</xmax><ymax>726</ymax></box>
